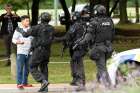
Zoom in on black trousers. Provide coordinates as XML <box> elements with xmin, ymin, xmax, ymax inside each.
<box><xmin>3</xmin><ymin>34</ymin><xmax>12</xmax><ymax>58</ymax></box>
<box><xmin>69</xmin><ymin>48</ymin><xmax>85</xmax><ymax>84</ymax></box>
<box><xmin>89</xmin><ymin>45</ymin><xmax>111</xmax><ymax>85</ymax></box>
<box><xmin>29</xmin><ymin>47</ymin><xmax>50</xmax><ymax>82</ymax></box>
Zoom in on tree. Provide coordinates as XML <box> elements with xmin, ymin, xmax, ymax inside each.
<box><xmin>31</xmin><ymin>0</ymin><xmax>40</xmax><ymax>26</ymax></box>
<box><xmin>89</xmin><ymin>0</ymin><xmax>100</xmax><ymax>15</ymax></box>
<box><xmin>135</xmin><ymin>0</ymin><xmax>139</xmax><ymax>23</ymax></box>
<box><xmin>71</xmin><ymin>0</ymin><xmax>77</xmax><ymax>12</ymax></box>
<box><xmin>0</xmin><ymin>0</ymin><xmax>24</xmax><ymax>14</ymax></box>
<box><xmin>100</xmin><ymin>0</ymin><xmax>111</xmax><ymax>16</ymax></box>
<box><xmin>119</xmin><ymin>0</ymin><xmax>129</xmax><ymax>23</ymax></box>
<box><xmin>59</xmin><ymin>0</ymin><xmax>120</xmax><ymax>25</ymax></box>
<box><xmin>109</xmin><ymin>0</ymin><xmax>120</xmax><ymax>16</ymax></box>
<box><xmin>59</xmin><ymin>0</ymin><xmax>71</xmax><ymax>31</ymax></box>
<box><xmin>31</xmin><ymin>0</ymin><xmax>48</xmax><ymax>25</ymax></box>
<box><xmin>25</xmin><ymin>0</ymin><xmax>30</xmax><ymax>18</ymax></box>
<box><xmin>91</xmin><ymin>0</ymin><xmax>128</xmax><ymax>23</ymax></box>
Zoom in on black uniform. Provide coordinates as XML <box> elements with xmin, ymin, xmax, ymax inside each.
<box><xmin>77</xmin><ymin>5</ymin><xmax>115</xmax><ymax>88</ymax></box>
<box><xmin>27</xmin><ymin>24</ymin><xmax>54</xmax><ymax>82</ymax></box>
<box><xmin>19</xmin><ymin>12</ymin><xmax>54</xmax><ymax>92</ymax></box>
<box><xmin>68</xmin><ymin>19</ymin><xmax>87</xmax><ymax>86</ymax></box>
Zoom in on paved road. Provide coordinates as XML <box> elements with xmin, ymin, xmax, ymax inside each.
<box><xmin>0</xmin><ymin>84</ymin><xmax>94</xmax><ymax>93</ymax></box>
<box><xmin>0</xmin><ymin>83</ymin><xmax>138</xmax><ymax>93</ymax></box>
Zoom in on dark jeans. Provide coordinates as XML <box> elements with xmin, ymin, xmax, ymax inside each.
<box><xmin>16</xmin><ymin>54</ymin><xmax>30</xmax><ymax>85</ymax></box>
<box><xmin>3</xmin><ymin>34</ymin><xmax>12</xmax><ymax>58</ymax></box>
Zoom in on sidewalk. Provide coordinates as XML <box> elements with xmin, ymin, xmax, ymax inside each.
<box><xmin>0</xmin><ymin>84</ymin><xmax>87</xmax><ymax>93</ymax></box>
<box><xmin>0</xmin><ymin>83</ymin><xmax>135</xmax><ymax>93</ymax></box>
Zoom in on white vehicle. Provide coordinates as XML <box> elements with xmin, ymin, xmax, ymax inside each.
<box><xmin>68</xmin><ymin>4</ymin><xmax>88</xmax><ymax>13</ymax></box>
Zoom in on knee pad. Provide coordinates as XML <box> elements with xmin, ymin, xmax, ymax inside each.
<box><xmin>89</xmin><ymin>49</ymin><xmax>101</xmax><ymax>60</ymax></box>
<box><xmin>72</xmin><ymin>52</ymin><xmax>81</xmax><ymax>62</ymax></box>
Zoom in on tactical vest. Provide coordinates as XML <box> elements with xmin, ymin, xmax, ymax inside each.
<box><xmin>92</xmin><ymin>17</ymin><xmax>114</xmax><ymax>44</ymax></box>
<box><xmin>68</xmin><ymin>21</ymin><xmax>85</xmax><ymax>46</ymax></box>
<box><xmin>36</xmin><ymin>24</ymin><xmax>54</xmax><ymax>47</ymax></box>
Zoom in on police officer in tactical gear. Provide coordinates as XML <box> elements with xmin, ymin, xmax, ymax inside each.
<box><xmin>58</xmin><ymin>11</ymin><xmax>87</xmax><ymax>88</ymax></box>
<box><xmin>81</xmin><ymin>5</ymin><xmax>90</xmax><ymax>22</ymax></box>
<box><xmin>75</xmin><ymin>5</ymin><xmax>115</xmax><ymax>88</ymax></box>
<box><xmin>59</xmin><ymin>13</ymin><xmax>66</xmax><ymax>25</ymax></box>
<box><xmin>19</xmin><ymin>12</ymin><xmax>54</xmax><ymax>92</ymax></box>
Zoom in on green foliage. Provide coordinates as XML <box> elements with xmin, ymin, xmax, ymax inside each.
<box><xmin>0</xmin><ymin>0</ymin><xmax>25</xmax><ymax>12</ymax></box>
<box><xmin>0</xmin><ymin>0</ymin><xmax>139</xmax><ymax>9</ymax></box>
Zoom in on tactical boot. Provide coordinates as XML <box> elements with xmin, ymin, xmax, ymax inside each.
<box><xmin>100</xmin><ymin>72</ymin><xmax>111</xmax><ymax>89</ymax></box>
<box><xmin>38</xmin><ymin>80</ymin><xmax>49</xmax><ymax>92</ymax></box>
<box><xmin>70</xmin><ymin>78</ymin><xmax>79</xmax><ymax>86</ymax></box>
<box><xmin>44</xmin><ymin>87</ymin><xmax>48</xmax><ymax>92</ymax></box>
<box><xmin>82</xmin><ymin>79</ymin><xmax>86</xmax><ymax>86</ymax></box>
<box><xmin>76</xmin><ymin>85</ymin><xmax>86</xmax><ymax>91</ymax></box>
<box><xmin>76</xmin><ymin>80</ymin><xmax>86</xmax><ymax>91</ymax></box>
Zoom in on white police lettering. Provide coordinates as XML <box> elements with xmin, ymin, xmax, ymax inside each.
<box><xmin>102</xmin><ymin>22</ymin><xmax>110</xmax><ymax>26</ymax></box>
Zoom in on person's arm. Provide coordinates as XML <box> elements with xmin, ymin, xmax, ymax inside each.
<box><xmin>79</xmin><ymin>21</ymin><xmax>96</xmax><ymax>45</ymax></box>
<box><xmin>12</xmin><ymin>13</ymin><xmax>21</xmax><ymax>22</ymax></box>
<box><xmin>0</xmin><ymin>15</ymin><xmax>2</xmax><ymax>22</ymax></box>
<box><xmin>12</xmin><ymin>30</ymin><xmax>24</xmax><ymax>45</ymax></box>
<box><xmin>17</xmin><ymin>26</ymin><xmax>38</xmax><ymax>37</ymax></box>
<box><xmin>25</xmin><ymin>26</ymin><xmax>38</xmax><ymax>37</ymax></box>
<box><xmin>0</xmin><ymin>14</ymin><xmax>4</xmax><ymax>22</ymax></box>
<box><xmin>79</xmin><ymin>33</ymin><xmax>92</xmax><ymax>45</ymax></box>
<box><xmin>16</xmin><ymin>16</ymin><xmax>21</xmax><ymax>22</ymax></box>
<box><xmin>53</xmin><ymin>26</ymin><xmax>74</xmax><ymax>43</ymax></box>
<box><xmin>51</xmin><ymin>26</ymin><xmax>63</xmax><ymax>42</ymax></box>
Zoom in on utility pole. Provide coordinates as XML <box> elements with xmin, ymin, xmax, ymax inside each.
<box><xmin>54</xmin><ymin>0</ymin><xmax>58</xmax><ymax>25</ymax></box>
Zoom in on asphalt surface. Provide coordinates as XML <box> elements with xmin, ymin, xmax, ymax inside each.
<box><xmin>0</xmin><ymin>84</ymin><xmax>94</xmax><ymax>93</ymax></box>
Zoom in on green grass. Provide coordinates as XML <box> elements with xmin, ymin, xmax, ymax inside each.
<box><xmin>0</xmin><ymin>36</ymin><xmax>140</xmax><ymax>87</ymax></box>
<box><xmin>0</xmin><ymin>58</ymin><xmax>96</xmax><ymax>84</ymax></box>
<box><xmin>0</xmin><ymin>40</ymin><xmax>96</xmax><ymax>84</ymax></box>
<box><xmin>54</xmin><ymin>26</ymin><xmax>66</xmax><ymax>33</ymax></box>
<box><xmin>122</xmin><ymin>86</ymin><xmax>140</xmax><ymax>93</ymax></box>
<box><xmin>1</xmin><ymin>38</ymin><xmax>140</xmax><ymax>84</ymax></box>
<box><xmin>0</xmin><ymin>37</ymin><xmax>140</xmax><ymax>93</ymax></box>
<box><xmin>115</xmin><ymin>24</ymin><xmax>140</xmax><ymax>30</ymax></box>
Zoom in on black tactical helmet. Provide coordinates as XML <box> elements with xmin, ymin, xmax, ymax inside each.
<box><xmin>81</xmin><ymin>5</ymin><xmax>90</xmax><ymax>15</ymax></box>
<box><xmin>81</xmin><ymin>5</ymin><xmax>90</xmax><ymax>21</ymax></box>
<box><xmin>40</xmin><ymin>12</ymin><xmax>51</xmax><ymax>23</ymax></box>
<box><xmin>59</xmin><ymin>13</ymin><xmax>66</xmax><ymax>25</ymax></box>
<box><xmin>93</xmin><ymin>4</ymin><xmax>106</xmax><ymax>15</ymax></box>
<box><xmin>71</xmin><ymin>11</ymin><xmax>81</xmax><ymax>21</ymax></box>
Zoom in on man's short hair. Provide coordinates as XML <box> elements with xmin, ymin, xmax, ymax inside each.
<box><xmin>21</xmin><ymin>15</ymin><xmax>30</xmax><ymax>21</ymax></box>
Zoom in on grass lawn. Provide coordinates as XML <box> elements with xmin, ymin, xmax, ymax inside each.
<box><xmin>0</xmin><ymin>37</ymin><xmax>140</xmax><ymax>93</ymax></box>
<box><xmin>0</xmin><ymin>60</ymin><xmax>96</xmax><ymax>84</ymax></box>
<box><xmin>115</xmin><ymin>24</ymin><xmax>140</xmax><ymax>30</ymax></box>
<box><xmin>0</xmin><ymin>41</ymin><xmax>96</xmax><ymax>84</ymax></box>
<box><xmin>0</xmin><ymin>38</ymin><xmax>140</xmax><ymax>84</ymax></box>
